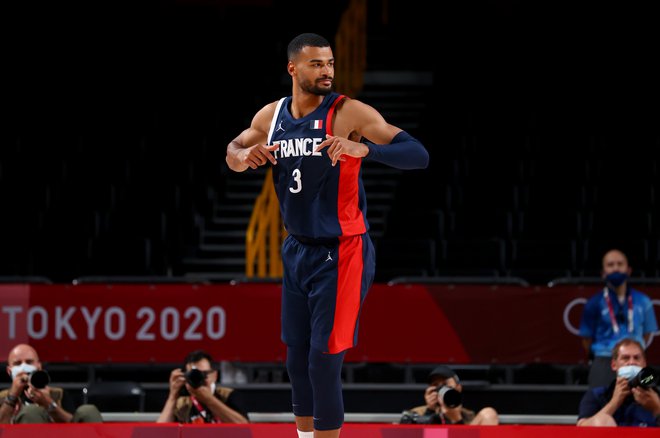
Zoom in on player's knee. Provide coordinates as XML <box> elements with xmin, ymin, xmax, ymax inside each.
<box><xmin>308</xmin><ymin>348</ymin><xmax>344</xmax><ymax>382</ymax></box>
<box><xmin>286</xmin><ymin>345</ymin><xmax>310</xmax><ymax>382</ymax></box>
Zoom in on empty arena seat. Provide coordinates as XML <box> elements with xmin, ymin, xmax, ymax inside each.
<box><xmin>437</xmin><ymin>238</ymin><xmax>506</xmax><ymax>277</ymax></box>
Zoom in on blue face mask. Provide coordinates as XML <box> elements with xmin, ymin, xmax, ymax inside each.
<box><xmin>617</xmin><ymin>365</ymin><xmax>642</xmax><ymax>381</ymax></box>
<box><xmin>605</xmin><ymin>271</ymin><xmax>628</xmax><ymax>287</ymax></box>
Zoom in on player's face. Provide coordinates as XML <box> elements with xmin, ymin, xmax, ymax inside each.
<box><xmin>292</xmin><ymin>46</ymin><xmax>334</xmax><ymax>96</ymax></box>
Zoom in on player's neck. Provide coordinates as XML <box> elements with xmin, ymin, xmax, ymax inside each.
<box><xmin>291</xmin><ymin>91</ymin><xmax>324</xmax><ymax>119</ymax></box>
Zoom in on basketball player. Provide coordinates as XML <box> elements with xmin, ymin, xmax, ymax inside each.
<box><xmin>226</xmin><ymin>33</ymin><xmax>429</xmax><ymax>438</ymax></box>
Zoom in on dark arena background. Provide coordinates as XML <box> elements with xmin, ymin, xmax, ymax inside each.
<box><xmin>2</xmin><ymin>0</ymin><xmax>659</xmax><ymax>436</ymax></box>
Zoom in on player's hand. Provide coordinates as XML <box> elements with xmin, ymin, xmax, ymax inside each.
<box><xmin>315</xmin><ymin>135</ymin><xmax>369</xmax><ymax>166</ymax></box>
<box><xmin>239</xmin><ymin>144</ymin><xmax>279</xmax><ymax>169</ymax></box>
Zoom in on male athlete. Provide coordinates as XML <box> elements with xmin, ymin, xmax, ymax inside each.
<box><xmin>226</xmin><ymin>33</ymin><xmax>429</xmax><ymax>437</ymax></box>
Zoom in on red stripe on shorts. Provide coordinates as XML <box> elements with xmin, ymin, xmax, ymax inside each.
<box><xmin>327</xmin><ymin>235</ymin><xmax>364</xmax><ymax>353</ymax></box>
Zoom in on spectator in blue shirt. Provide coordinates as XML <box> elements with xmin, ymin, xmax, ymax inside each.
<box><xmin>577</xmin><ymin>338</ymin><xmax>660</xmax><ymax>427</ymax></box>
<box><xmin>579</xmin><ymin>249</ymin><xmax>658</xmax><ymax>388</ymax></box>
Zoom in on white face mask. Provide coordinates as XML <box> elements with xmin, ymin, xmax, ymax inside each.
<box><xmin>10</xmin><ymin>363</ymin><xmax>37</xmax><ymax>380</ymax></box>
<box><xmin>617</xmin><ymin>365</ymin><xmax>642</xmax><ymax>381</ymax></box>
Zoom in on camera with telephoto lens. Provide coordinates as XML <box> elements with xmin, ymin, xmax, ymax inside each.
<box><xmin>437</xmin><ymin>385</ymin><xmax>462</xmax><ymax>408</ymax></box>
<box><xmin>184</xmin><ymin>368</ymin><xmax>207</xmax><ymax>389</ymax></box>
<box><xmin>29</xmin><ymin>370</ymin><xmax>50</xmax><ymax>389</ymax></box>
<box><xmin>628</xmin><ymin>367</ymin><xmax>659</xmax><ymax>389</ymax></box>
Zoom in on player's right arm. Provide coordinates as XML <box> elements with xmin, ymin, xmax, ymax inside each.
<box><xmin>226</xmin><ymin>102</ymin><xmax>280</xmax><ymax>172</ymax></box>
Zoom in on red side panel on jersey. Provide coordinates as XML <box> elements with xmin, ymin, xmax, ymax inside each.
<box><xmin>328</xmin><ymin>235</ymin><xmax>364</xmax><ymax>353</ymax></box>
<box><xmin>327</xmin><ymin>95</ymin><xmax>367</xmax><ymax>237</ymax></box>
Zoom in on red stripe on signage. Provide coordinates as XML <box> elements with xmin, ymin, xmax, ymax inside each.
<box><xmin>327</xmin><ymin>95</ymin><xmax>366</xmax><ymax>236</ymax></box>
<box><xmin>327</xmin><ymin>236</ymin><xmax>363</xmax><ymax>353</ymax></box>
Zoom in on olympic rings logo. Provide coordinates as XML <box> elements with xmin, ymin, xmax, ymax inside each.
<box><xmin>563</xmin><ymin>298</ymin><xmax>660</xmax><ymax>347</ymax></box>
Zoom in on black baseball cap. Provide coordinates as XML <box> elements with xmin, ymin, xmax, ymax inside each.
<box><xmin>428</xmin><ymin>365</ymin><xmax>460</xmax><ymax>384</ymax></box>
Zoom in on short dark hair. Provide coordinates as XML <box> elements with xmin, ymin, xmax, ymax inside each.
<box><xmin>611</xmin><ymin>338</ymin><xmax>645</xmax><ymax>359</ymax></box>
<box><xmin>287</xmin><ymin>33</ymin><xmax>331</xmax><ymax>60</ymax></box>
<box><xmin>183</xmin><ymin>350</ymin><xmax>214</xmax><ymax>368</ymax></box>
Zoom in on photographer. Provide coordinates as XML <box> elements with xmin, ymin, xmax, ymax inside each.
<box><xmin>577</xmin><ymin>338</ymin><xmax>660</xmax><ymax>427</ymax></box>
<box><xmin>400</xmin><ymin>366</ymin><xmax>499</xmax><ymax>425</ymax></box>
<box><xmin>1</xmin><ymin>344</ymin><xmax>102</xmax><ymax>424</ymax></box>
<box><xmin>157</xmin><ymin>350</ymin><xmax>249</xmax><ymax>424</ymax></box>
<box><xmin>579</xmin><ymin>249</ymin><xmax>658</xmax><ymax>388</ymax></box>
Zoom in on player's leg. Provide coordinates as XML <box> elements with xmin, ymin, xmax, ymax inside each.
<box><xmin>287</xmin><ymin>345</ymin><xmax>314</xmax><ymax>434</ymax></box>
<box><xmin>307</xmin><ymin>233</ymin><xmax>375</xmax><ymax>436</ymax></box>
<box><xmin>281</xmin><ymin>236</ymin><xmax>315</xmax><ymax>434</ymax></box>
<box><xmin>308</xmin><ymin>347</ymin><xmax>345</xmax><ymax>436</ymax></box>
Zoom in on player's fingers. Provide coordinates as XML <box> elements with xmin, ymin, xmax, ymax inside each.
<box><xmin>265</xmin><ymin>144</ymin><xmax>280</xmax><ymax>152</ymax></box>
<box><xmin>314</xmin><ymin>137</ymin><xmax>334</xmax><ymax>152</ymax></box>
<box><xmin>250</xmin><ymin>145</ymin><xmax>276</xmax><ymax>166</ymax></box>
<box><xmin>331</xmin><ymin>147</ymin><xmax>344</xmax><ymax>166</ymax></box>
<box><xmin>254</xmin><ymin>153</ymin><xmax>267</xmax><ymax>166</ymax></box>
<box><xmin>332</xmin><ymin>149</ymin><xmax>345</xmax><ymax>166</ymax></box>
<box><xmin>326</xmin><ymin>138</ymin><xmax>341</xmax><ymax>158</ymax></box>
<box><xmin>244</xmin><ymin>157</ymin><xmax>258</xmax><ymax>169</ymax></box>
<box><xmin>258</xmin><ymin>148</ymin><xmax>278</xmax><ymax>165</ymax></box>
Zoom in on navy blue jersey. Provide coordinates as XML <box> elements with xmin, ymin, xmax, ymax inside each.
<box><xmin>268</xmin><ymin>92</ymin><xmax>368</xmax><ymax>239</ymax></box>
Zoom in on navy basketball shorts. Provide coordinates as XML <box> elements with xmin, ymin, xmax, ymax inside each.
<box><xmin>281</xmin><ymin>233</ymin><xmax>375</xmax><ymax>354</ymax></box>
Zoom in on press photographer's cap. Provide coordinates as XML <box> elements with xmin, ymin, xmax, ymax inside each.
<box><xmin>428</xmin><ymin>365</ymin><xmax>460</xmax><ymax>384</ymax></box>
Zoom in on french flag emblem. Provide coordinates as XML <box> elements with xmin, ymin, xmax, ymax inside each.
<box><xmin>310</xmin><ymin>120</ymin><xmax>323</xmax><ymax>130</ymax></box>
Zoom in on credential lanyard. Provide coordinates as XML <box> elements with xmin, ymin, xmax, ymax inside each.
<box><xmin>603</xmin><ymin>288</ymin><xmax>633</xmax><ymax>334</ymax></box>
<box><xmin>190</xmin><ymin>396</ymin><xmax>218</xmax><ymax>423</ymax></box>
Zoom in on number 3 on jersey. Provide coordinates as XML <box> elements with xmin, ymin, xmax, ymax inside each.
<box><xmin>289</xmin><ymin>168</ymin><xmax>302</xmax><ymax>193</ymax></box>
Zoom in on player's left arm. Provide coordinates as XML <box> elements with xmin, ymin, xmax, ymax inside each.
<box><xmin>316</xmin><ymin>99</ymin><xmax>429</xmax><ymax>169</ymax></box>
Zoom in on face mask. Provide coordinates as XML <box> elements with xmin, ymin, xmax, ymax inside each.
<box><xmin>10</xmin><ymin>363</ymin><xmax>37</xmax><ymax>380</ymax></box>
<box><xmin>617</xmin><ymin>365</ymin><xmax>642</xmax><ymax>381</ymax></box>
<box><xmin>605</xmin><ymin>271</ymin><xmax>628</xmax><ymax>287</ymax></box>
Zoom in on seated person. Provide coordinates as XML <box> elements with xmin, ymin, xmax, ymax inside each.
<box><xmin>577</xmin><ymin>338</ymin><xmax>660</xmax><ymax>427</ymax></box>
<box><xmin>1</xmin><ymin>343</ymin><xmax>102</xmax><ymax>424</ymax></box>
<box><xmin>157</xmin><ymin>350</ymin><xmax>249</xmax><ymax>423</ymax></box>
<box><xmin>401</xmin><ymin>365</ymin><xmax>499</xmax><ymax>425</ymax></box>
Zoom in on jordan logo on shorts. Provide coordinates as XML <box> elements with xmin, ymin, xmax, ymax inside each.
<box><xmin>325</xmin><ymin>252</ymin><xmax>333</xmax><ymax>262</ymax></box>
